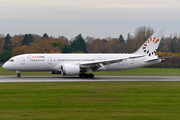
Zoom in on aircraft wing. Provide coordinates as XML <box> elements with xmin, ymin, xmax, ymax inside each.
<box><xmin>80</xmin><ymin>55</ymin><xmax>145</xmax><ymax>70</ymax></box>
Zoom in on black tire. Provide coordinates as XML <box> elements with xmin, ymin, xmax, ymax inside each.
<box><xmin>17</xmin><ymin>74</ymin><xmax>21</xmax><ymax>77</ymax></box>
<box><xmin>90</xmin><ymin>74</ymin><xmax>94</xmax><ymax>78</ymax></box>
<box><xmin>79</xmin><ymin>74</ymin><xmax>94</xmax><ymax>78</ymax></box>
<box><xmin>79</xmin><ymin>74</ymin><xmax>83</xmax><ymax>78</ymax></box>
<box><xmin>84</xmin><ymin>74</ymin><xmax>89</xmax><ymax>78</ymax></box>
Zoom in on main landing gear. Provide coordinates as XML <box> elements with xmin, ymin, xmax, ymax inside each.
<box><xmin>79</xmin><ymin>73</ymin><xmax>94</xmax><ymax>78</ymax></box>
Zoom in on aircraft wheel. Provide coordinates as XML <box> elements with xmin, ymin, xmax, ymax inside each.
<box><xmin>79</xmin><ymin>74</ymin><xmax>83</xmax><ymax>78</ymax></box>
<box><xmin>84</xmin><ymin>74</ymin><xmax>89</xmax><ymax>78</ymax></box>
<box><xmin>89</xmin><ymin>74</ymin><xmax>94</xmax><ymax>78</ymax></box>
<box><xmin>17</xmin><ymin>74</ymin><xmax>21</xmax><ymax>78</ymax></box>
<box><xmin>79</xmin><ymin>73</ymin><xmax>94</xmax><ymax>78</ymax></box>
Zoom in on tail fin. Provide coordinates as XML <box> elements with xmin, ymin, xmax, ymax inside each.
<box><xmin>134</xmin><ymin>29</ymin><xmax>165</xmax><ymax>56</ymax></box>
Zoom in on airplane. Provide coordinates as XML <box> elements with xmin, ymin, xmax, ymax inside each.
<box><xmin>3</xmin><ymin>29</ymin><xmax>165</xmax><ymax>78</ymax></box>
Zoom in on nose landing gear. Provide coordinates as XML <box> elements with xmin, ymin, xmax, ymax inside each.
<box><xmin>16</xmin><ymin>71</ymin><xmax>21</xmax><ymax>77</ymax></box>
<box><xmin>17</xmin><ymin>73</ymin><xmax>21</xmax><ymax>77</ymax></box>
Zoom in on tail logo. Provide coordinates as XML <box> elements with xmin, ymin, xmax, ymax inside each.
<box><xmin>143</xmin><ymin>37</ymin><xmax>159</xmax><ymax>56</ymax></box>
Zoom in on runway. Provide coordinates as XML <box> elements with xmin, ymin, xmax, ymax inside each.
<box><xmin>0</xmin><ymin>76</ymin><xmax>180</xmax><ymax>82</ymax></box>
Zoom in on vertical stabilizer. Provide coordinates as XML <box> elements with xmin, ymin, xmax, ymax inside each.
<box><xmin>134</xmin><ymin>29</ymin><xmax>164</xmax><ymax>56</ymax></box>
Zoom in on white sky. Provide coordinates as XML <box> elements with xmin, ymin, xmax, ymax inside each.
<box><xmin>0</xmin><ymin>0</ymin><xmax>180</xmax><ymax>39</ymax></box>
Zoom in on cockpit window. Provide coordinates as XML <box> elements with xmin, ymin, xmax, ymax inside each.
<box><xmin>8</xmin><ymin>59</ymin><xmax>14</xmax><ymax>62</ymax></box>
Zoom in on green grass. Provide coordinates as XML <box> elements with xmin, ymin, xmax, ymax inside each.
<box><xmin>1</xmin><ymin>82</ymin><xmax>180</xmax><ymax>119</ymax></box>
<box><xmin>0</xmin><ymin>67</ymin><xmax>180</xmax><ymax>76</ymax></box>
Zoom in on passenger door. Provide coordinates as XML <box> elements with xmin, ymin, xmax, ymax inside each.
<box><xmin>20</xmin><ymin>57</ymin><xmax>25</xmax><ymax>65</ymax></box>
<box><xmin>48</xmin><ymin>57</ymin><xmax>52</xmax><ymax>65</ymax></box>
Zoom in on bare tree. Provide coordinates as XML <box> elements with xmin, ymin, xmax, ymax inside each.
<box><xmin>133</xmin><ymin>26</ymin><xmax>154</xmax><ymax>50</ymax></box>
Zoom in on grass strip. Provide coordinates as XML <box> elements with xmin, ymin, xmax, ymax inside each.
<box><xmin>0</xmin><ymin>82</ymin><xmax>180</xmax><ymax>119</ymax></box>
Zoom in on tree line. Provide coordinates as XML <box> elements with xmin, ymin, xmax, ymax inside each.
<box><xmin>0</xmin><ymin>26</ymin><xmax>179</xmax><ymax>68</ymax></box>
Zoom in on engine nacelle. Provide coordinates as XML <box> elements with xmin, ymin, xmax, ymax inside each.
<box><xmin>61</xmin><ymin>64</ymin><xmax>80</xmax><ymax>75</ymax></box>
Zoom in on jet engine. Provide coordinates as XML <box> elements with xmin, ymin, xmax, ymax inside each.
<box><xmin>61</xmin><ymin>64</ymin><xmax>80</xmax><ymax>75</ymax></box>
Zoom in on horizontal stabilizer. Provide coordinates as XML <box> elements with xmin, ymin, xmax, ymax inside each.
<box><xmin>144</xmin><ymin>58</ymin><xmax>160</xmax><ymax>62</ymax></box>
<box><xmin>159</xmin><ymin>56</ymin><xmax>175</xmax><ymax>59</ymax></box>
<box><xmin>144</xmin><ymin>55</ymin><xmax>175</xmax><ymax>62</ymax></box>
<box><xmin>159</xmin><ymin>56</ymin><xmax>175</xmax><ymax>61</ymax></box>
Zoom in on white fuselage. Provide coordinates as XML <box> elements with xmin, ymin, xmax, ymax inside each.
<box><xmin>3</xmin><ymin>53</ymin><xmax>161</xmax><ymax>72</ymax></box>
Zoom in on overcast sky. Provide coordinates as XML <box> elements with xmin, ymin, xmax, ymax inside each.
<box><xmin>0</xmin><ymin>0</ymin><xmax>180</xmax><ymax>39</ymax></box>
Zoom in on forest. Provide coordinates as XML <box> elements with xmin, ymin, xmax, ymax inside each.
<box><xmin>0</xmin><ymin>26</ymin><xmax>179</xmax><ymax>68</ymax></box>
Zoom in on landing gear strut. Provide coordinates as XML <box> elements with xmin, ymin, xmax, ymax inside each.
<box><xmin>79</xmin><ymin>73</ymin><xmax>94</xmax><ymax>78</ymax></box>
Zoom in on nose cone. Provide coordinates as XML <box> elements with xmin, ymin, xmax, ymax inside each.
<box><xmin>2</xmin><ymin>62</ymin><xmax>10</xmax><ymax>70</ymax></box>
<box><xmin>2</xmin><ymin>62</ymin><xmax>7</xmax><ymax>69</ymax></box>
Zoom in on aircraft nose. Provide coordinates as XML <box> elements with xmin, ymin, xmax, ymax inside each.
<box><xmin>2</xmin><ymin>62</ymin><xmax>9</xmax><ymax>70</ymax></box>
